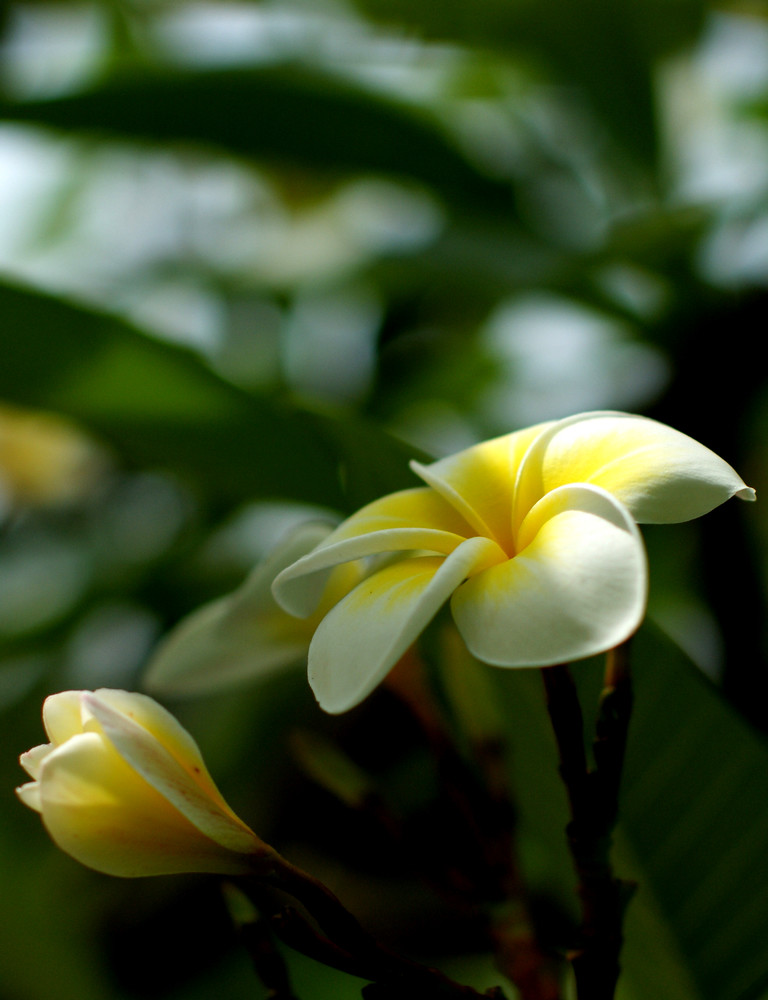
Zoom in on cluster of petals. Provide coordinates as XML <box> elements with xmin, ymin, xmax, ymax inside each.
<box><xmin>16</xmin><ymin>689</ymin><xmax>270</xmax><ymax>877</ymax></box>
<box><xmin>272</xmin><ymin>411</ymin><xmax>754</xmax><ymax>714</ymax></box>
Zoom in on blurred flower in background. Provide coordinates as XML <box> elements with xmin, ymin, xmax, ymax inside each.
<box><xmin>0</xmin><ymin>402</ymin><xmax>106</xmax><ymax>517</ymax></box>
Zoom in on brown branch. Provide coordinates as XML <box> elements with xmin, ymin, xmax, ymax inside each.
<box><xmin>390</xmin><ymin>649</ymin><xmax>564</xmax><ymax>998</ymax></box>
<box><xmin>541</xmin><ymin>651</ymin><xmax>635</xmax><ymax>1000</ymax></box>
<box><xmin>239</xmin><ymin>856</ymin><xmax>508</xmax><ymax>1000</ymax></box>
<box><xmin>223</xmin><ymin>884</ymin><xmax>300</xmax><ymax>1000</ymax></box>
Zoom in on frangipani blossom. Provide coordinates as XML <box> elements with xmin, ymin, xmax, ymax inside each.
<box><xmin>272</xmin><ymin>412</ymin><xmax>754</xmax><ymax>714</ymax></box>
<box><xmin>16</xmin><ymin>689</ymin><xmax>272</xmax><ymax>877</ymax></box>
<box><xmin>144</xmin><ymin>523</ymin><xmax>364</xmax><ymax>696</ymax></box>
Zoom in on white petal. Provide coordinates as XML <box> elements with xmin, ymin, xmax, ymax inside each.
<box><xmin>84</xmin><ymin>690</ymin><xmax>209</xmax><ymax>782</ymax></box>
<box><xmin>19</xmin><ymin>742</ymin><xmax>53</xmax><ymax>780</ymax></box>
<box><xmin>15</xmin><ymin>780</ymin><xmax>42</xmax><ymax>813</ymax></box>
<box><xmin>143</xmin><ymin>523</ymin><xmax>336</xmax><ymax>696</ymax></box>
<box><xmin>273</xmin><ymin>488</ymin><xmax>471</xmax><ymax>618</ymax></box>
<box><xmin>143</xmin><ymin>596</ymin><xmax>310</xmax><ymax>697</ymax></box>
<box><xmin>411</xmin><ymin>421</ymin><xmax>552</xmax><ymax>552</ymax></box>
<box><xmin>83</xmin><ymin>692</ymin><xmax>259</xmax><ymax>853</ymax></box>
<box><xmin>452</xmin><ymin>484</ymin><xmax>647</xmax><ymax>666</ymax></box>
<box><xmin>513</xmin><ymin>411</ymin><xmax>754</xmax><ymax>529</ymax></box>
<box><xmin>308</xmin><ymin>536</ymin><xmax>507</xmax><ymax>714</ymax></box>
<box><xmin>42</xmin><ymin>690</ymin><xmax>87</xmax><ymax>745</ymax></box>
<box><xmin>35</xmin><ymin>732</ymin><xmax>259</xmax><ymax>877</ymax></box>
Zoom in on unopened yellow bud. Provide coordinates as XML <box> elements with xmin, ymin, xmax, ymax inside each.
<box><xmin>16</xmin><ymin>689</ymin><xmax>272</xmax><ymax>878</ymax></box>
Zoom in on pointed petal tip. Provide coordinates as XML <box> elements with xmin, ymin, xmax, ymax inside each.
<box><xmin>737</xmin><ymin>485</ymin><xmax>756</xmax><ymax>502</ymax></box>
<box><xmin>16</xmin><ymin>780</ymin><xmax>43</xmax><ymax>812</ymax></box>
<box><xmin>19</xmin><ymin>742</ymin><xmax>51</xmax><ymax>780</ymax></box>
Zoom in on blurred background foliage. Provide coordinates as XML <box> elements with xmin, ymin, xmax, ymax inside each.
<box><xmin>1</xmin><ymin>1</ymin><xmax>768</xmax><ymax>999</ymax></box>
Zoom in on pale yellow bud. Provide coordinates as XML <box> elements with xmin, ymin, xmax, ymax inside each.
<box><xmin>16</xmin><ymin>689</ymin><xmax>272</xmax><ymax>878</ymax></box>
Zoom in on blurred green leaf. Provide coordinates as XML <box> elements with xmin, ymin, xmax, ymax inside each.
<box><xmin>0</xmin><ymin>278</ymin><xmax>424</xmax><ymax>513</ymax></box>
<box><xmin>0</xmin><ymin>64</ymin><xmax>515</xmax><ymax>213</ymax></box>
<box><xmin>350</xmin><ymin>0</ymin><xmax>708</xmax><ymax>166</ymax></box>
<box><xmin>0</xmin><ymin>842</ymin><xmax>118</xmax><ymax>1000</ymax></box>
<box><xmin>291</xmin><ymin>729</ymin><xmax>379</xmax><ymax>809</ymax></box>
<box><xmin>613</xmin><ymin>833</ymin><xmax>701</xmax><ymax>1000</ymax></box>
<box><xmin>619</xmin><ymin>625</ymin><xmax>768</xmax><ymax>1000</ymax></box>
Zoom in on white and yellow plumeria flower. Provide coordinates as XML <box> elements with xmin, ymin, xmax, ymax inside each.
<box><xmin>16</xmin><ymin>689</ymin><xmax>273</xmax><ymax>877</ymax></box>
<box><xmin>272</xmin><ymin>412</ymin><xmax>754</xmax><ymax>714</ymax></box>
<box><xmin>143</xmin><ymin>523</ymin><xmax>365</xmax><ymax>696</ymax></box>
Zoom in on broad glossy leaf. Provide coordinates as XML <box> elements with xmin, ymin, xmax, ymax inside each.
<box><xmin>614</xmin><ymin>830</ymin><xmax>701</xmax><ymax>1000</ymax></box>
<box><xmin>619</xmin><ymin>625</ymin><xmax>768</xmax><ymax>1000</ymax></box>
<box><xmin>0</xmin><ymin>278</ymin><xmax>423</xmax><ymax>511</ymax></box>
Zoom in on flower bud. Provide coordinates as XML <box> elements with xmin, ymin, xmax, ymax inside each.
<box><xmin>16</xmin><ymin>689</ymin><xmax>272</xmax><ymax>878</ymax></box>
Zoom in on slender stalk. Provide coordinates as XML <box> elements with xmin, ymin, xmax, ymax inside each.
<box><xmin>222</xmin><ymin>883</ymin><xmax>300</xmax><ymax>1000</ymax></box>
<box><xmin>239</xmin><ymin>854</ymin><xmax>506</xmax><ymax>999</ymax></box>
<box><xmin>541</xmin><ymin>665</ymin><xmax>589</xmax><ymax>822</ymax></box>
<box><xmin>238</xmin><ymin>916</ymin><xmax>301</xmax><ymax>1000</ymax></box>
<box><xmin>269</xmin><ymin>905</ymin><xmax>372</xmax><ymax>979</ymax></box>
<box><xmin>390</xmin><ymin>649</ymin><xmax>563</xmax><ymax>998</ymax></box>
<box><xmin>541</xmin><ymin>649</ymin><xmax>635</xmax><ymax>1000</ymax></box>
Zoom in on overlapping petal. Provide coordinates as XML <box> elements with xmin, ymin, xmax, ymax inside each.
<box><xmin>273</xmin><ymin>487</ymin><xmax>474</xmax><ymax>618</ymax></box>
<box><xmin>31</xmin><ymin>729</ymin><xmax>257</xmax><ymax>877</ymax></box>
<box><xmin>15</xmin><ymin>778</ymin><xmax>42</xmax><ymax>812</ymax></box>
<box><xmin>17</xmin><ymin>690</ymin><xmax>270</xmax><ymax>877</ymax></box>
<box><xmin>452</xmin><ymin>485</ymin><xmax>647</xmax><ymax>666</ymax></box>
<box><xmin>144</xmin><ymin>522</ymin><xmax>360</xmax><ymax>696</ymax></box>
<box><xmin>512</xmin><ymin>412</ymin><xmax>755</xmax><ymax>529</ymax></box>
<box><xmin>82</xmin><ymin>692</ymin><xmax>257</xmax><ymax>850</ymax></box>
<box><xmin>18</xmin><ymin>742</ymin><xmax>51</xmax><ymax>784</ymax></box>
<box><xmin>43</xmin><ymin>689</ymin><xmax>84</xmax><ymax>745</ymax></box>
<box><xmin>270</xmin><ymin>409</ymin><xmax>755</xmax><ymax>714</ymax></box>
<box><xmin>307</xmin><ymin>536</ymin><xmax>507</xmax><ymax>713</ymax></box>
<box><xmin>411</xmin><ymin>421</ymin><xmax>551</xmax><ymax>552</ymax></box>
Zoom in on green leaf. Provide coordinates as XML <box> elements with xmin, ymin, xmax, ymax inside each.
<box><xmin>614</xmin><ymin>831</ymin><xmax>701</xmax><ymax>1000</ymax></box>
<box><xmin>0</xmin><ymin>64</ymin><xmax>514</xmax><ymax>213</ymax></box>
<box><xmin>350</xmin><ymin>0</ymin><xmax>708</xmax><ymax>166</ymax></box>
<box><xmin>619</xmin><ymin>625</ymin><xmax>768</xmax><ymax>1000</ymax></box>
<box><xmin>0</xmin><ymin>278</ymin><xmax>424</xmax><ymax>512</ymax></box>
<box><xmin>486</xmin><ymin>621</ymin><xmax>768</xmax><ymax>1000</ymax></box>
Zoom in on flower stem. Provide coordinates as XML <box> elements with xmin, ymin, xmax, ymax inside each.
<box><xmin>390</xmin><ymin>647</ymin><xmax>562</xmax><ymax>998</ymax></box>
<box><xmin>541</xmin><ymin>650</ymin><xmax>635</xmax><ymax>1000</ymax></box>
<box><xmin>240</xmin><ymin>854</ymin><xmax>507</xmax><ymax>999</ymax></box>
<box><xmin>222</xmin><ymin>882</ymin><xmax>301</xmax><ymax>1000</ymax></box>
